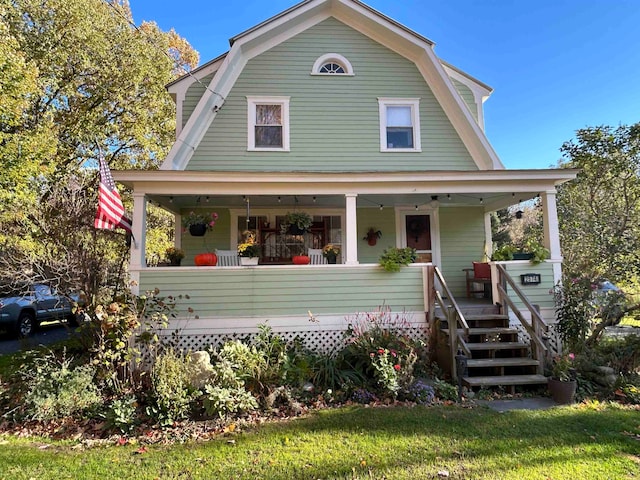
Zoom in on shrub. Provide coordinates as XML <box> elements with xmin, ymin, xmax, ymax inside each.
<box><xmin>433</xmin><ymin>378</ymin><xmax>458</xmax><ymax>402</ymax></box>
<box><xmin>402</xmin><ymin>380</ymin><xmax>435</xmax><ymax>405</ymax></box>
<box><xmin>148</xmin><ymin>349</ymin><xmax>200</xmax><ymax>426</ymax></box>
<box><xmin>20</xmin><ymin>350</ymin><xmax>101</xmax><ymax>421</ymax></box>
<box><xmin>340</xmin><ymin>307</ymin><xmax>421</xmax><ymax>396</ymax></box>
<box><xmin>351</xmin><ymin>388</ymin><xmax>377</xmax><ymax>404</ymax></box>
<box><xmin>203</xmin><ymin>357</ymin><xmax>258</xmax><ymax>418</ymax></box>
<box><xmin>202</xmin><ymin>384</ymin><xmax>258</xmax><ymax>418</ymax></box>
<box><xmin>103</xmin><ymin>395</ymin><xmax>138</xmax><ymax>433</ymax></box>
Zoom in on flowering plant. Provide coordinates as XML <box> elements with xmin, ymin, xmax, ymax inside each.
<box><xmin>165</xmin><ymin>247</ymin><xmax>184</xmax><ymax>263</ymax></box>
<box><xmin>322</xmin><ymin>244</ymin><xmax>340</xmax><ymax>258</ymax></box>
<box><xmin>181</xmin><ymin>211</ymin><xmax>219</xmax><ymax>230</ymax></box>
<box><xmin>551</xmin><ymin>352</ymin><xmax>576</xmax><ymax>381</ymax></box>
<box><xmin>237</xmin><ymin>242</ymin><xmax>260</xmax><ymax>257</ymax></box>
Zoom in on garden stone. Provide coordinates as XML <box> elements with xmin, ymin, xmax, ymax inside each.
<box><xmin>187</xmin><ymin>351</ymin><xmax>214</xmax><ymax>388</ymax></box>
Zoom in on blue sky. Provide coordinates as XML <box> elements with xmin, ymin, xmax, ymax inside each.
<box><xmin>129</xmin><ymin>0</ymin><xmax>640</xmax><ymax>170</ymax></box>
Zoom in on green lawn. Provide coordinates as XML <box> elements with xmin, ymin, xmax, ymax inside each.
<box><xmin>1</xmin><ymin>403</ymin><xmax>638</xmax><ymax>479</ymax></box>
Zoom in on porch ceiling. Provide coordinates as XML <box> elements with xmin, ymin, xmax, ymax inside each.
<box><xmin>147</xmin><ymin>191</ymin><xmax>543</xmax><ymax>213</ymax></box>
<box><xmin>113</xmin><ymin>169</ymin><xmax>579</xmax><ymax>213</ymax></box>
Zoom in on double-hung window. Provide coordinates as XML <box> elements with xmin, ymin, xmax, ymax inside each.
<box><xmin>247</xmin><ymin>96</ymin><xmax>290</xmax><ymax>151</ymax></box>
<box><xmin>378</xmin><ymin>98</ymin><xmax>421</xmax><ymax>152</ymax></box>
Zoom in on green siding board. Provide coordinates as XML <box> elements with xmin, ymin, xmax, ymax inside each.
<box><xmin>186</xmin><ymin>18</ymin><xmax>476</xmax><ymax>172</ymax></box>
<box><xmin>451</xmin><ymin>79</ymin><xmax>478</xmax><ymax>122</ymax></box>
<box><xmin>503</xmin><ymin>262</ymin><xmax>555</xmax><ymax>310</ymax></box>
<box><xmin>139</xmin><ymin>266</ymin><xmax>425</xmax><ymax>317</ymax></box>
<box><xmin>439</xmin><ymin>206</ymin><xmax>486</xmax><ymax>298</ymax></box>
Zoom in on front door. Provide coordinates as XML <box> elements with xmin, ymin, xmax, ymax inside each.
<box><xmin>397</xmin><ymin>208</ymin><xmax>440</xmax><ymax>265</ymax></box>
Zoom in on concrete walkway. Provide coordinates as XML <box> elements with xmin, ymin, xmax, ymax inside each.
<box><xmin>477</xmin><ymin>397</ymin><xmax>558</xmax><ymax>412</ymax></box>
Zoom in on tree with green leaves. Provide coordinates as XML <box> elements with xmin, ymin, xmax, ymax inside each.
<box><xmin>557</xmin><ymin>123</ymin><xmax>640</xmax><ymax>282</ymax></box>
<box><xmin>0</xmin><ymin>0</ymin><xmax>197</xmax><ymax>302</ymax></box>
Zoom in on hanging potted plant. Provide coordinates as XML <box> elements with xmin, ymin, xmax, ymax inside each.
<box><xmin>281</xmin><ymin>211</ymin><xmax>313</xmax><ymax>235</ymax></box>
<box><xmin>363</xmin><ymin>228</ymin><xmax>382</xmax><ymax>246</ymax></box>
<box><xmin>182</xmin><ymin>211</ymin><xmax>219</xmax><ymax>237</ymax></box>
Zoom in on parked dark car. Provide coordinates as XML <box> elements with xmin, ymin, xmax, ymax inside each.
<box><xmin>0</xmin><ymin>284</ymin><xmax>84</xmax><ymax>337</ymax></box>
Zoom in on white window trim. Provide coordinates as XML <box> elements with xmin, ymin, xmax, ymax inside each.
<box><xmin>246</xmin><ymin>96</ymin><xmax>290</xmax><ymax>151</ymax></box>
<box><xmin>311</xmin><ymin>53</ymin><xmax>354</xmax><ymax>76</ymax></box>
<box><xmin>378</xmin><ymin>97</ymin><xmax>421</xmax><ymax>152</ymax></box>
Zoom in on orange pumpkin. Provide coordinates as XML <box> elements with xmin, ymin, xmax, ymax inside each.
<box><xmin>194</xmin><ymin>253</ymin><xmax>218</xmax><ymax>266</ymax></box>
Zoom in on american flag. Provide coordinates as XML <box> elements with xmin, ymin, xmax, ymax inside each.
<box><xmin>94</xmin><ymin>153</ymin><xmax>132</xmax><ymax>233</ymax></box>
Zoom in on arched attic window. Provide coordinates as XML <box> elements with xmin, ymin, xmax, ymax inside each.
<box><xmin>311</xmin><ymin>53</ymin><xmax>354</xmax><ymax>76</ymax></box>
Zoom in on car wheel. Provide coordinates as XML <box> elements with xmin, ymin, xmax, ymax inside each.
<box><xmin>16</xmin><ymin>311</ymin><xmax>35</xmax><ymax>337</ymax></box>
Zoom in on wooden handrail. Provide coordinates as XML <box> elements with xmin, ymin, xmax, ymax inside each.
<box><xmin>432</xmin><ymin>266</ymin><xmax>470</xmax><ymax>380</ymax></box>
<box><xmin>495</xmin><ymin>264</ymin><xmax>549</xmax><ymax>374</ymax></box>
<box><xmin>433</xmin><ymin>266</ymin><xmax>469</xmax><ymax>332</ymax></box>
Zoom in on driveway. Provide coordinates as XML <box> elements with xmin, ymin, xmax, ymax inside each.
<box><xmin>0</xmin><ymin>322</ymin><xmax>78</xmax><ymax>355</ymax></box>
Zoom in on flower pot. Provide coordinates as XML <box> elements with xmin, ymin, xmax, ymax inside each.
<box><xmin>512</xmin><ymin>252</ymin><xmax>534</xmax><ymax>260</ymax></box>
<box><xmin>194</xmin><ymin>252</ymin><xmax>218</xmax><ymax>266</ymax></box>
<box><xmin>548</xmin><ymin>378</ymin><xmax>577</xmax><ymax>404</ymax></box>
<box><xmin>325</xmin><ymin>255</ymin><xmax>337</xmax><ymax>264</ymax></box>
<box><xmin>367</xmin><ymin>237</ymin><xmax>377</xmax><ymax>246</ymax></box>
<box><xmin>189</xmin><ymin>223</ymin><xmax>208</xmax><ymax>236</ymax></box>
<box><xmin>168</xmin><ymin>259</ymin><xmax>181</xmax><ymax>266</ymax></box>
<box><xmin>240</xmin><ymin>257</ymin><xmax>259</xmax><ymax>266</ymax></box>
<box><xmin>287</xmin><ymin>225</ymin><xmax>306</xmax><ymax>235</ymax></box>
<box><xmin>292</xmin><ymin>255</ymin><xmax>310</xmax><ymax>265</ymax></box>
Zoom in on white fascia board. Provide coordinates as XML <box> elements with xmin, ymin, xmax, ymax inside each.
<box><xmin>114</xmin><ymin>169</ymin><xmax>578</xmax><ymax>196</ymax></box>
<box><xmin>160</xmin><ymin>48</ymin><xmax>247</xmax><ymax>170</ymax></box>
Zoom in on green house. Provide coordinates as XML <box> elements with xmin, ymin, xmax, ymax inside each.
<box><xmin>114</xmin><ymin>0</ymin><xmax>576</xmax><ymax>374</ymax></box>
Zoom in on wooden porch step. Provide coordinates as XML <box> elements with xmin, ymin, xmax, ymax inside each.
<box><xmin>463</xmin><ymin>374</ymin><xmax>548</xmax><ymax>387</ymax></box>
<box><xmin>466</xmin><ymin>342</ymin><xmax>529</xmax><ymax>351</ymax></box>
<box><xmin>443</xmin><ymin>327</ymin><xmax>519</xmax><ymax>336</ymax></box>
<box><xmin>466</xmin><ymin>358</ymin><xmax>540</xmax><ymax>368</ymax></box>
<box><xmin>463</xmin><ymin>314</ymin><xmax>510</xmax><ymax>322</ymax></box>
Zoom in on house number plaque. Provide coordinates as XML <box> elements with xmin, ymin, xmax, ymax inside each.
<box><xmin>520</xmin><ymin>273</ymin><xmax>541</xmax><ymax>285</ymax></box>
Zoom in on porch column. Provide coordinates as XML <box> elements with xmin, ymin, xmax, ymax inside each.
<box><xmin>175</xmin><ymin>214</ymin><xmax>182</xmax><ymax>249</ymax></box>
<box><xmin>130</xmin><ymin>193</ymin><xmax>147</xmax><ymax>271</ymax></box>
<box><xmin>541</xmin><ymin>189</ymin><xmax>562</xmax><ymax>285</ymax></box>
<box><xmin>345</xmin><ymin>193</ymin><xmax>359</xmax><ymax>265</ymax></box>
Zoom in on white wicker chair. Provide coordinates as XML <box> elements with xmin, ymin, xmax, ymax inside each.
<box><xmin>308</xmin><ymin>248</ymin><xmax>326</xmax><ymax>265</ymax></box>
<box><xmin>216</xmin><ymin>249</ymin><xmax>240</xmax><ymax>266</ymax></box>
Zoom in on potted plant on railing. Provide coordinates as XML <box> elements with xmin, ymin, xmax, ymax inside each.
<box><xmin>322</xmin><ymin>244</ymin><xmax>341</xmax><ymax>264</ymax></box>
<box><xmin>164</xmin><ymin>247</ymin><xmax>184</xmax><ymax>266</ymax></box>
<box><xmin>182</xmin><ymin>211</ymin><xmax>219</xmax><ymax>237</ymax></box>
<box><xmin>548</xmin><ymin>352</ymin><xmax>577</xmax><ymax>404</ymax></box>
<box><xmin>491</xmin><ymin>239</ymin><xmax>550</xmax><ymax>265</ymax></box>
<box><xmin>379</xmin><ymin>247</ymin><xmax>417</xmax><ymax>272</ymax></box>
<box><xmin>281</xmin><ymin>211</ymin><xmax>313</xmax><ymax>235</ymax></box>
<box><xmin>363</xmin><ymin>227</ymin><xmax>382</xmax><ymax>246</ymax></box>
<box><xmin>238</xmin><ymin>231</ymin><xmax>261</xmax><ymax>265</ymax></box>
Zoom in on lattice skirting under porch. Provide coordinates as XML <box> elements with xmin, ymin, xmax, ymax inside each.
<box><xmin>512</xmin><ymin>322</ymin><xmax>562</xmax><ymax>358</ymax></box>
<box><xmin>158</xmin><ymin>326</ymin><xmax>430</xmax><ymax>355</ymax></box>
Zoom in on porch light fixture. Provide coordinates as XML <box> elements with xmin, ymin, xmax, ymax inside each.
<box><xmin>277</xmin><ymin>196</ymin><xmax>281</xmax><ymax>203</ymax></box>
<box><xmin>480</xmin><ymin>198</ymin><xmax>483</xmax><ymax>204</ymax></box>
<box><xmin>415</xmin><ymin>204</ymin><xmax>419</xmax><ymax>210</ymax></box>
<box><xmin>169</xmin><ymin>196</ymin><xmax>173</xmax><ymax>203</ymax></box>
<box><xmin>430</xmin><ymin>195</ymin><xmax>440</xmax><ymax>208</ymax></box>
<box><xmin>205</xmin><ymin>196</ymin><xmax>210</xmax><ymax>202</ymax></box>
<box><xmin>447</xmin><ymin>194</ymin><xmax>451</xmax><ymax>200</ymax></box>
<box><xmin>313</xmin><ymin>196</ymin><xmax>317</xmax><ymax>203</ymax></box>
<box><xmin>379</xmin><ymin>204</ymin><xmax>384</xmax><ymax>210</ymax></box>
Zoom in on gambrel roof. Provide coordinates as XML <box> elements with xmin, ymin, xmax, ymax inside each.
<box><xmin>162</xmin><ymin>0</ymin><xmax>502</xmax><ymax>171</ymax></box>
